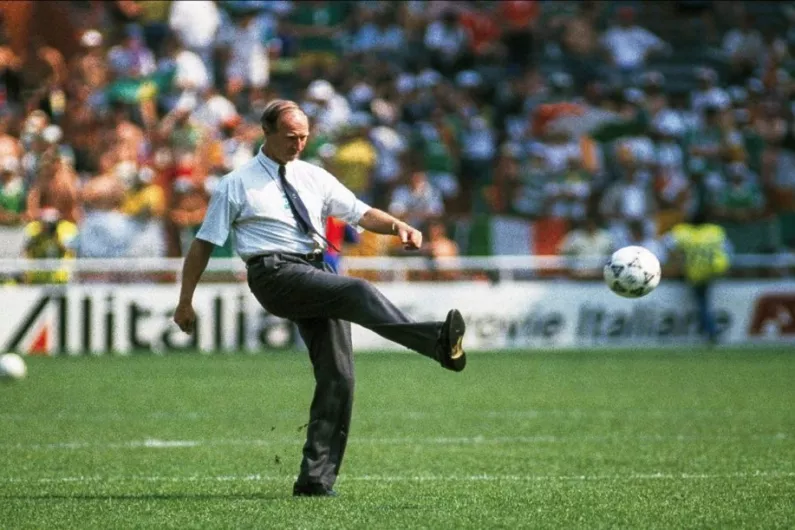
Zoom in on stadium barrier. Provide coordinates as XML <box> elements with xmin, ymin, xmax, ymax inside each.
<box><xmin>0</xmin><ymin>253</ymin><xmax>794</xmax><ymax>277</ymax></box>
<box><xmin>0</xmin><ymin>255</ymin><xmax>792</xmax><ymax>355</ymax></box>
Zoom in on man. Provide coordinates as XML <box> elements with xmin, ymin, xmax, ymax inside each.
<box><xmin>663</xmin><ymin>208</ymin><xmax>731</xmax><ymax>345</ymax></box>
<box><xmin>22</xmin><ymin>208</ymin><xmax>78</xmax><ymax>284</ymax></box>
<box><xmin>173</xmin><ymin>100</ymin><xmax>467</xmax><ymax>497</ymax></box>
<box><xmin>599</xmin><ymin>6</ymin><xmax>668</xmax><ymax>83</ymax></box>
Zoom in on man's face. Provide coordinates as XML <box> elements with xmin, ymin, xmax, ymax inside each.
<box><xmin>265</xmin><ymin>111</ymin><xmax>309</xmax><ymax>163</ymax></box>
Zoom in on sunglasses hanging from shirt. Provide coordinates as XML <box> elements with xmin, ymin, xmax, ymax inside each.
<box><xmin>278</xmin><ymin>164</ymin><xmax>340</xmax><ymax>252</ymax></box>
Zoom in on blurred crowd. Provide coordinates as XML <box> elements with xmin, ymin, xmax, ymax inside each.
<box><xmin>0</xmin><ymin>0</ymin><xmax>794</xmax><ymax>279</ymax></box>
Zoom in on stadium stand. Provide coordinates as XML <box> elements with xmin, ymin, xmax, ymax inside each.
<box><xmin>0</xmin><ymin>0</ymin><xmax>792</xmax><ymax>281</ymax></box>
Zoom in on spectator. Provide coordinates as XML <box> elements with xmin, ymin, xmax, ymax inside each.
<box><xmin>193</xmin><ymin>87</ymin><xmax>238</xmax><ymax>133</ymax></box>
<box><xmin>388</xmin><ymin>169</ymin><xmax>445</xmax><ymax>230</ymax></box>
<box><xmin>651</xmin><ymin>114</ymin><xmax>692</xmax><ymax>233</ymax></box>
<box><xmin>424</xmin><ymin>9</ymin><xmax>471</xmax><ymax>76</ymax></box>
<box><xmin>350</xmin><ymin>7</ymin><xmax>407</xmax><ymax>62</ymax></box>
<box><xmin>544</xmin><ymin>154</ymin><xmax>593</xmax><ymax>220</ymax></box>
<box><xmin>168</xmin><ymin>0</ymin><xmax>221</xmax><ymax>75</ymax></box>
<box><xmin>0</xmin><ymin>111</ymin><xmax>21</xmax><ymax>163</ymax></box>
<box><xmin>217</xmin><ymin>6</ymin><xmax>275</xmax><ymax>107</ymax></box>
<box><xmin>712</xmin><ymin>162</ymin><xmax>765</xmax><ymax>222</ymax></box>
<box><xmin>459</xmin><ymin>114</ymin><xmax>496</xmax><ymax>210</ymax></box>
<box><xmin>107</xmin><ymin>24</ymin><xmax>156</xmax><ymax>79</ymax></box>
<box><xmin>287</xmin><ymin>0</ymin><xmax>349</xmax><ymax>78</ymax></box>
<box><xmin>617</xmin><ymin>219</ymin><xmax>668</xmax><ymax>263</ymax></box>
<box><xmin>122</xmin><ymin>165</ymin><xmax>167</xmax><ymax>257</ymax></box>
<box><xmin>302</xmin><ymin>79</ymin><xmax>351</xmax><ymax>135</ymax></box>
<box><xmin>330</xmin><ymin>113</ymin><xmax>377</xmax><ymax>203</ymax></box>
<box><xmin>0</xmin><ymin>32</ymin><xmax>23</xmax><ymax>109</ymax></box>
<box><xmin>663</xmin><ymin>208</ymin><xmax>731</xmax><ymax>344</ymax></box>
<box><xmin>722</xmin><ymin>14</ymin><xmax>765</xmax><ymax>85</ymax></box>
<box><xmin>136</xmin><ymin>0</ymin><xmax>172</xmax><ymax>56</ymax></box>
<box><xmin>600</xmin><ymin>7</ymin><xmax>668</xmax><ymax>83</ymax></box>
<box><xmin>600</xmin><ymin>156</ymin><xmax>658</xmax><ymax>245</ymax></box>
<box><xmin>558</xmin><ymin>216</ymin><xmax>615</xmax><ymax>279</ymax></box>
<box><xmin>25</xmin><ymin>147</ymin><xmax>80</xmax><ymax>224</ymax></box>
<box><xmin>459</xmin><ymin>3</ymin><xmax>502</xmax><ymax>64</ymax></box>
<box><xmin>424</xmin><ymin>218</ymin><xmax>461</xmax><ymax>281</ymax></box>
<box><xmin>0</xmin><ymin>0</ymin><xmax>791</xmax><ymax>279</ymax></box>
<box><xmin>169</xmin><ymin>177</ymin><xmax>209</xmax><ymax>255</ymax></box>
<box><xmin>691</xmin><ymin>67</ymin><xmax>731</xmax><ymax>121</ymax></box>
<box><xmin>416</xmin><ymin>109</ymin><xmax>460</xmax><ymax>201</ymax></box>
<box><xmin>22</xmin><ymin>207</ymin><xmax>78</xmax><ymax>284</ymax></box>
<box><xmin>77</xmin><ymin>157</ymin><xmax>132</xmax><ymax>258</ymax></box>
<box><xmin>511</xmin><ymin>144</ymin><xmax>551</xmax><ymax>218</ymax></box>
<box><xmin>160</xmin><ymin>36</ymin><xmax>211</xmax><ymax>99</ymax></box>
<box><xmin>685</xmin><ymin>103</ymin><xmax>730</xmax><ymax>186</ymax></box>
<box><xmin>558</xmin><ymin>1</ymin><xmax>600</xmax><ymax>87</ymax></box>
<box><xmin>323</xmin><ymin>215</ymin><xmax>360</xmax><ymax>273</ymax></box>
<box><xmin>0</xmin><ymin>156</ymin><xmax>24</xmax><ymax>225</ymax></box>
<box><xmin>369</xmin><ymin>99</ymin><xmax>408</xmax><ymax>209</ymax></box>
<box><xmin>499</xmin><ymin>0</ymin><xmax>540</xmax><ymax>71</ymax></box>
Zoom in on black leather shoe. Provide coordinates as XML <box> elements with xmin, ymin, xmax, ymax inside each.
<box><xmin>293</xmin><ymin>482</ymin><xmax>338</xmax><ymax>497</ymax></box>
<box><xmin>438</xmin><ymin>309</ymin><xmax>466</xmax><ymax>372</ymax></box>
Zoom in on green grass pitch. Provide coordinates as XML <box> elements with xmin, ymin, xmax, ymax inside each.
<box><xmin>1</xmin><ymin>348</ymin><xmax>794</xmax><ymax>529</ymax></box>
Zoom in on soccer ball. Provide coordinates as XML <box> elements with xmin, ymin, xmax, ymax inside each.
<box><xmin>0</xmin><ymin>353</ymin><xmax>27</xmax><ymax>380</ymax></box>
<box><xmin>603</xmin><ymin>246</ymin><xmax>661</xmax><ymax>299</ymax></box>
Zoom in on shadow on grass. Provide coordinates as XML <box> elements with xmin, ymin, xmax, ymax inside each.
<box><xmin>0</xmin><ymin>493</ymin><xmax>286</xmax><ymax>501</ymax></box>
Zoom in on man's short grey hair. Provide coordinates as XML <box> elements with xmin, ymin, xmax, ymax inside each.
<box><xmin>260</xmin><ymin>99</ymin><xmax>303</xmax><ymax>132</ymax></box>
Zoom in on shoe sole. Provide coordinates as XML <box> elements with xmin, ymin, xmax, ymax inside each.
<box><xmin>448</xmin><ymin>309</ymin><xmax>466</xmax><ymax>360</ymax></box>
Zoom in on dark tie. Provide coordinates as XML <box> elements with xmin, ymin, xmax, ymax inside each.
<box><xmin>278</xmin><ymin>164</ymin><xmax>339</xmax><ymax>252</ymax></box>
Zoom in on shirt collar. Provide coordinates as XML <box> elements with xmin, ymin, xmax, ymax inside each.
<box><xmin>256</xmin><ymin>148</ymin><xmax>289</xmax><ymax>173</ymax></box>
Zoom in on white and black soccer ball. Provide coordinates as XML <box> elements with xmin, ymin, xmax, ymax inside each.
<box><xmin>603</xmin><ymin>246</ymin><xmax>661</xmax><ymax>299</ymax></box>
<box><xmin>0</xmin><ymin>353</ymin><xmax>27</xmax><ymax>380</ymax></box>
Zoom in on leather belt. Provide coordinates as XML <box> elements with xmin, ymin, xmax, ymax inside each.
<box><xmin>246</xmin><ymin>250</ymin><xmax>324</xmax><ymax>267</ymax></box>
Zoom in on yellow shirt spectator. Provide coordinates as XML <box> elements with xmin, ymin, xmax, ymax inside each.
<box><xmin>667</xmin><ymin>222</ymin><xmax>731</xmax><ymax>285</ymax></box>
<box><xmin>23</xmin><ymin>216</ymin><xmax>78</xmax><ymax>284</ymax></box>
<box><xmin>122</xmin><ymin>184</ymin><xmax>167</xmax><ymax>218</ymax></box>
<box><xmin>332</xmin><ymin>137</ymin><xmax>376</xmax><ymax>198</ymax></box>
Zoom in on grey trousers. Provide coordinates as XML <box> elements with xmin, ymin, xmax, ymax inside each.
<box><xmin>246</xmin><ymin>253</ymin><xmax>443</xmax><ymax>488</ymax></box>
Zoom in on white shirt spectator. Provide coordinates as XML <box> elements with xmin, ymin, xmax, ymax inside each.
<box><xmin>370</xmin><ymin>125</ymin><xmax>407</xmax><ymax>184</ymax></box>
<box><xmin>193</xmin><ymin>93</ymin><xmax>238</xmax><ymax>130</ymax></box>
<box><xmin>691</xmin><ymin>87</ymin><xmax>731</xmax><ymax>118</ymax></box>
<box><xmin>543</xmin><ymin>142</ymin><xmax>582</xmax><ymax>173</ymax></box>
<box><xmin>559</xmin><ymin>224</ymin><xmax>615</xmax><ymax>277</ymax></box>
<box><xmin>600</xmin><ymin>177</ymin><xmax>658</xmax><ymax>242</ymax></box>
<box><xmin>217</xmin><ymin>12</ymin><xmax>274</xmax><ymax>89</ymax></box>
<box><xmin>460</xmin><ymin>117</ymin><xmax>495</xmax><ymax>161</ymax></box>
<box><xmin>559</xmin><ymin>226</ymin><xmax>614</xmax><ymax>258</ymax></box>
<box><xmin>197</xmin><ymin>151</ymin><xmax>370</xmax><ymax>260</ymax></box>
<box><xmin>723</xmin><ymin>27</ymin><xmax>764</xmax><ymax>63</ymax></box>
<box><xmin>388</xmin><ymin>178</ymin><xmax>444</xmax><ymax>227</ymax></box>
<box><xmin>107</xmin><ymin>44</ymin><xmax>156</xmax><ymax>78</ymax></box>
<box><xmin>352</xmin><ymin>23</ymin><xmax>406</xmax><ymax>55</ymax></box>
<box><xmin>169</xmin><ymin>1</ymin><xmax>221</xmax><ymax>52</ymax></box>
<box><xmin>424</xmin><ymin>19</ymin><xmax>469</xmax><ymax>60</ymax></box>
<box><xmin>173</xmin><ymin>50</ymin><xmax>210</xmax><ymax>92</ymax></box>
<box><xmin>601</xmin><ymin>25</ymin><xmax>665</xmax><ymax>69</ymax></box>
<box><xmin>304</xmin><ymin>81</ymin><xmax>352</xmax><ymax>135</ymax></box>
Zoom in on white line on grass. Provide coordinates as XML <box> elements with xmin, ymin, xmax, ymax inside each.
<box><xmin>0</xmin><ymin>408</ymin><xmax>779</xmax><ymax>422</ymax></box>
<box><xmin>1</xmin><ymin>471</ymin><xmax>794</xmax><ymax>485</ymax></box>
<box><xmin>3</xmin><ymin>433</ymin><xmax>790</xmax><ymax>451</ymax></box>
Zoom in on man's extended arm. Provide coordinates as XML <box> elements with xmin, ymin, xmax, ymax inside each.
<box><xmin>358</xmin><ymin>207</ymin><xmax>423</xmax><ymax>250</ymax></box>
<box><xmin>173</xmin><ymin>238</ymin><xmax>215</xmax><ymax>333</ymax></box>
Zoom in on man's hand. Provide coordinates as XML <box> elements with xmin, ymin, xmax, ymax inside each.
<box><xmin>173</xmin><ymin>301</ymin><xmax>197</xmax><ymax>334</ymax></box>
<box><xmin>397</xmin><ymin>223</ymin><xmax>423</xmax><ymax>250</ymax></box>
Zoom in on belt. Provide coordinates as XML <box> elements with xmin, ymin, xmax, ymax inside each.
<box><xmin>246</xmin><ymin>250</ymin><xmax>324</xmax><ymax>268</ymax></box>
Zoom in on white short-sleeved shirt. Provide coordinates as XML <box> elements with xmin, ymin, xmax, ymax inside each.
<box><xmin>601</xmin><ymin>26</ymin><xmax>663</xmax><ymax>69</ymax></box>
<box><xmin>196</xmin><ymin>150</ymin><xmax>371</xmax><ymax>260</ymax></box>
